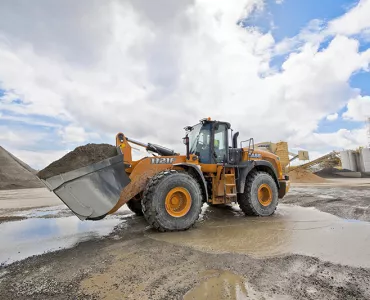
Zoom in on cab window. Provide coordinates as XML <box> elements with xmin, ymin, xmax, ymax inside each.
<box><xmin>214</xmin><ymin>124</ymin><xmax>227</xmax><ymax>163</ymax></box>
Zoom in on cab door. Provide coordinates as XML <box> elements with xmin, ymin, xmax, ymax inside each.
<box><xmin>213</xmin><ymin>123</ymin><xmax>228</xmax><ymax>163</ymax></box>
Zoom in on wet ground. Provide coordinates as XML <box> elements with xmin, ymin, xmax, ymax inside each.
<box><xmin>1</xmin><ymin>180</ymin><xmax>370</xmax><ymax>299</ymax></box>
<box><xmin>281</xmin><ymin>184</ymin><xmax>370</xmax><ymax>222</ymax></box>
<box><xmin>0</xmin><ymin>188</ymin><xmax>60</xmax><ymax>211</ymax></box>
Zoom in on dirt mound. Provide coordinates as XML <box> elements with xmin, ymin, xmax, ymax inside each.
<box><xmin>37</xmin><ymin>144</ymin><xmax>117</xmax><ymax>180</ymax></box>
<box><xmin>0</xmin><ymin>146</ymin><xmax>43</xmax><ymax>190</ymax></box>
<box><xmin>315</xmin><ymin>167</ymin><xmax>351</xmax><ymax>178</ymax></box>
<box><xmin>288</xmin><ymin>168</ymin><xmax>326</xmax><ymax>183</ymax></box>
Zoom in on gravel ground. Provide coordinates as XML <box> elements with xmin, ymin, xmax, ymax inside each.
<box><xmin>281</xmin><ymin>185</ymin><xmax>370</xmax><ymax>221</ymax></box>
<box><xmin>1</xmin><ymin>180</ymin><xmax>370</xmax><ymax>299</ymax></box>
<box><xmin>1</xmin><ymin>221</ymin><xmax>370</xmax><ymax>300</ymax></box>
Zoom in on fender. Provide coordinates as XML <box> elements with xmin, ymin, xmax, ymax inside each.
<box><xmin>173</xmin><ymin>163</ymin><xmax>209</xmax><ymax>202</ymax></box>
<box><xmin>237</xmin><ymin>160</ymin><xmax>280</xmax><ymax>193</ymax></box>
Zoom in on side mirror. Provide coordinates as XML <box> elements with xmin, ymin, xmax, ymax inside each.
<box><xmin>183</xmin><ymin>136</ymin><xmax>189</xmax><ymax>145</ymax></box>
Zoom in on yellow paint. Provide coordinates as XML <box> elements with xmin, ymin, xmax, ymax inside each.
<box><xmin>257</xmin><ymin>183</ymin><xmax>272</xmax><ymax>206</ymax></box>
<box><xmin>165</xmin><ymin>187</ymin><xmax>192</xmax><ymax>217</ymax></box>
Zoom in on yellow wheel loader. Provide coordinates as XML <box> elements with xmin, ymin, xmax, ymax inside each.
<box><xmin>41</xmin><ymin>118</ymin><xmax>290</xmax><ymax>231</ymax></box>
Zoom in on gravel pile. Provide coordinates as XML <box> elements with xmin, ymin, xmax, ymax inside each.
<box><xmin>288</xmin><ymin>168</ymin><xmax>326</xmax><ymax>183</ymax></box>
<box><xmin>37</xmin><ymin>144</ymin><xmax>118</xmax><ymax>180</ymax></box>
<box><xmin>0</xmin><ymin>146</ymin><xmax>43</xmax><ymax>190</ymax></box>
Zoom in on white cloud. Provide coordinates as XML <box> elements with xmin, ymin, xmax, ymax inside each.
<box><xmin>289</xmin><ymin>127</ymin><xmax>367</xmax><ymax>153</ymax></box>
<box><xmin>0</xmin><ymin>0</ymin><xmax>370</xmax><ymax>167</ymax></box>
<box><xmin>327</xmin><ymin>0</ymin><xmax>370</xmax><ymax>36</ymax></box>
<box><xmin>58</xmin><ymin>125</ymin><xmax>100</xmax><ymax>144</ymax></box>
<box><xmin>0</xmin><ymin>114</ymin><xmax>61</xmax><ymax>128</ymax></box>
<box><xmin>0</xmin><ymin>90</ymin><xmax>20</xmax><ymax>103</ymax></box>
<box><xmin>343</xmin><ymin>95</ymin><xmax>370</xmax><ymax>121</ymax></box>
<box><xmin>0</xmin><ymin>125</ymin><xmax>47</xmax><ymax>147</ymax></box>
<box><xmin>326</xmin><ymin>113</ymin><xmax>338</xmax><ymax>121</ymax></box>
<box><xmin>9</xmin><ymin>148</ymin><xmax>69</xmax><ymax>170</ymax></box>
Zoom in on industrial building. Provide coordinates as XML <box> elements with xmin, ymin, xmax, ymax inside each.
<box><xmin>341</xmin><ymin>148</ymin><xmax>370</xmax><ymax>173</ymax></box>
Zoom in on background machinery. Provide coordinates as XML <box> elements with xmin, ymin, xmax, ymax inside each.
<box><xmin>255</xmin><ymin>142</ymin><xmax>309</xmax><ymax>172</ymax></box>
<box><xmin>42</xmin><ymin>118</ymin><xmax>290</xmax><ymax>232</ymax></box>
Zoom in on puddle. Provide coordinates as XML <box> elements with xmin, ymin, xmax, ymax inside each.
<box><xmin>148</xmin><ymin>204</ymin><xmax>370</xmax><ymax>268</ymax></box>
<box><xmin>0</xmin><ymin>216</ymin><xmax>124</xmax><ymax>265</ymax></box>
<box><xmin>184</xmin><ymin>270</ymin><xmax>249</xmax><ymax>300</ymax></box>
<box><xmin>184</xmin><ymin>270</ymin><xmax>291</xmax><ymax>300</ymax></box>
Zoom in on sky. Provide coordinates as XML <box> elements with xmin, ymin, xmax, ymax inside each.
<box><xmin>0</xmin><ymin>0</ymin><xmax>370</xmax><ymax>169</ymax></box>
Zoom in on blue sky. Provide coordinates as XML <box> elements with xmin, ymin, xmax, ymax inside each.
<box><xmin>0</xmin><ymin>0</ymin><xmax>370</xmax><ymax>168</ymax></box>
<box><xmin>256</xmin><ymin>0</ymin><xmax>370</xmax><ymax>134</ymax></box>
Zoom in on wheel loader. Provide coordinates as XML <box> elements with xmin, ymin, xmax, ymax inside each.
<box><xmin>41</xmin><ymin>118</ymin><xmax>290</xmax><ymax>231</ymax></box>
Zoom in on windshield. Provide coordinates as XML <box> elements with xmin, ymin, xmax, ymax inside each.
<box><xmin>188</xmin><ymin>123</ymin><xmax>212</xmax><ymax>163</ymax></box>
<box><xmin>188</xmin><ymin>124</ymin><xmax>202</xmax><ymax>154</ymax></box>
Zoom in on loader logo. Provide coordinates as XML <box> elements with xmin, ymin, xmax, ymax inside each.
<box><xmin>249</xmin><ymin>153</ymin><xmax>262</xmax><ymax>158</ymax></box>
<box><xmin>151</xmin><ymin>158</ymin><xmax>175</xmax><ymax>164</ymax></box>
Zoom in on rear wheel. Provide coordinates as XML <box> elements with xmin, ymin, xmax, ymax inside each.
<box><xmin>126</xmin><ymin>199</ymin><xmax>143</xmax><ymax>216</ymax></box>
<box><xmin>237</xmin><ymin>171</ymin><xmax>278</xmax><ymax>216</ymax></box>
<box><xmin>142</xmin><ymin>170</ymin><xmax>203</xmax><ymax>231</ymax></box>
<box><xmin>206</xmin><ymin>203</ymin><xmax>230</xmax><ymax>208</ymax></box>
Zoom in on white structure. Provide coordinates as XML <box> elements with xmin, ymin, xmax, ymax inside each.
<box><xmin>342</xmin><ymin>148</ymin><xmax>370</xmax><ymax>173</ymax></box>
<box><xmin>367</xmin><ymin>117</ymin><xmax>370</xmax><ymax>148</ymax></box>
<box><xmin>340</xmin><ymin>150</ymin><xmax>358</xmax><ymax>171</ymax></box>
<box><xmin>361</xmin><ymin>148</ymin><xmax>370</xmax><ymax>173</ymax></box>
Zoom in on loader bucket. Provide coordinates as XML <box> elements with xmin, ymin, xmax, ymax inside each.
<box><xmin>41</xmin><ymin>154</ymin><xmax>130</xmax><ymax>220</ymax></box>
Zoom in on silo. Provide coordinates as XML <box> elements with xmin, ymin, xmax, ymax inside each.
<box><xmin>340</xmin><ymin>151</ymin><xmax>350</xmax><ymax>170</ymax></box>
<box><xmin>361</xmin><ymin>148</ymin><xmax>370</xmax><ymax>173</ymax></box>
<box><xmin>341</xmin><ymin>150</ymin><xmax>358</xmax><ymax>171</ymax></box>
<box><xmin>356</xmin><ymin>151</ymin><xmax>364</xmax><ymax>172</ymax></box>
<box><xmin>348</xmin><ymin>151</ymin><xmax>358</xmax><ymax>171</ymax></box>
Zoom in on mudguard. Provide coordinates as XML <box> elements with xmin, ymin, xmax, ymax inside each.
<box><xmin>173</xmin><ymin>163</ymin><xmax>209</xmax><ymax>202</ymax></box>
<box><xmin>236</xmin><ymin>160</ymin><xmax>280</xmax><ymax>193</ymax></box>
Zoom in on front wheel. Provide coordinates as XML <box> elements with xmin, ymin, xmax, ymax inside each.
<box><xmin>237</xmin><ymin>171</ymin><xmax>278</xmax><ymax>216</ymax></box>
<box><xmin>126</xmin><ymin>199</ymin><xmax>144</xmax><ymax>216</ymax></box>
<box><xmin>142</xmin><ymin>170</ymin><xmax>203</xmax><ymax>232</ymax></box>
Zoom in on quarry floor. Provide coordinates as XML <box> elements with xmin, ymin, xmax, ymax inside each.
<box><xmin>1</xmin><ymin>178</ymin><xmax>370</xmax><ymax>299</ymax></box>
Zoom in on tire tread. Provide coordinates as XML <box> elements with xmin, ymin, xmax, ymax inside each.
<box><xmin>142</xmin><ymin>170</ymin><xmax>202</xmax><ymax>232</ymax></box>
<box><xmin>237</xmin><ymin>171</ymin><xmax>277</xmax><ymax>216</ymax></box>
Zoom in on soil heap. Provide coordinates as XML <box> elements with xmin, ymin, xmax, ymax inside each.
<box><xmin>314</xmin><ymin>167</ymin><xmax>366</xmax><ymax>178</ymax></box>
<box><xmin>0</xmin><ymin>146</ymin><xmax>43</xmax><ymax>190</ymax></box>
<box><xmin>288</xmin><ymin>168</ymin><xmax>326</xmax><ymax>183</ymax></box>
<box><xmin>37</xmin><ymin>144</ymin><xmax>117</xmax><ymax>180</ymax></box>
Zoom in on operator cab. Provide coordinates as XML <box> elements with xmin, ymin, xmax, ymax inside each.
<box><xmin>184</xmin><ymin>118</ymin><xmax>235</xmax><ymax>164</ymax></box>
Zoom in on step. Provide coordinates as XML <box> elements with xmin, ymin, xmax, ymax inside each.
<box><xmin>224</xmin><ymin>174</ymin><xmax>235</xmax><ymax>177</ymax></box>
<box><xmin>226</xmin><ymin>193</ymin><xmax>237</xmax><ymax>197</ymax></box>
<box><xmin>225</xmin><ymin>184</ymin><xmax>236</xmax><ymax>187</ymax></box>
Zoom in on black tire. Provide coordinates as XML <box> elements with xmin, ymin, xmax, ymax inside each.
<box><xmin>142</xmin><ymin>170</ymin><xmax>203</xmax><ymax>232</ymax></box>
<box><xmin>237</xmin><ymin>171</ymin><xmax>278</xmax><ymax>216</ymax></box>
<box><xmin>206</xmin><ymin>203</ymin><xmax>229</xmax><ymax>208</ymax></box>
<box><xmin>126</xmin><ymin>199</ymin><xmax>144</xmax><ymax>216</ymax></box>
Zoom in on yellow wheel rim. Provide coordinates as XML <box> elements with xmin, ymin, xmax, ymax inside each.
<box><xmin>258</xmin><ymin>184</ymin><xmax>273</xmax><ymax>206</ymax></box>
<box><xmin>165</xmin><ymin>187</ymin><xmax>192</xmax><ymax>217</ymax></box>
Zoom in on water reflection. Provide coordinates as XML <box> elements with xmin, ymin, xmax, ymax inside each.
<box><xmin>0</xmin><ymin>216</ymin><xmax>123</xmax><ymax>265</ymax></box>
<box><xmin>149</xmin><ymin>204</ymin><xmax>370</xmax><ymax>268</ymax></box>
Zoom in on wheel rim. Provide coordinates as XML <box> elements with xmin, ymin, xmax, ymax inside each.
<box><xmin>165</xmin><ymin>187</ymin><xmax>192</xmax><ymax>217</ymax></box>
<box><xmin>257</xmin><ymin>183</ymin><xmax>273</xmax><ymax>206</ymax></box>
